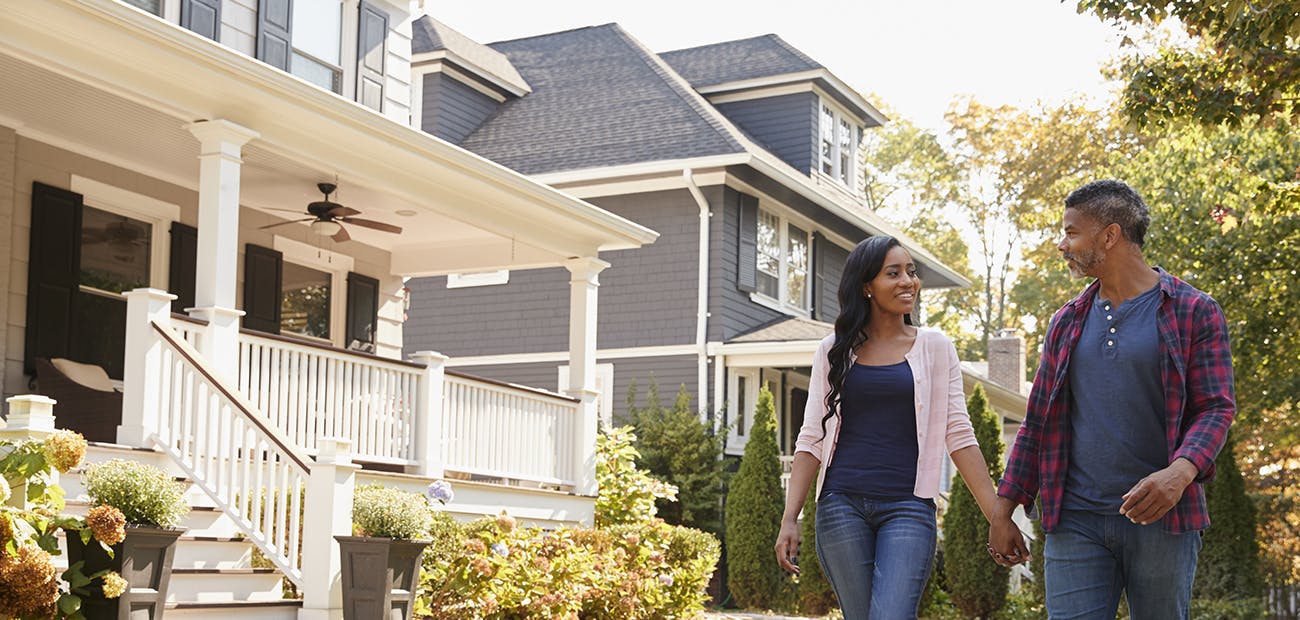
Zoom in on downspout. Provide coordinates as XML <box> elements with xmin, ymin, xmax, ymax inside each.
<box><xmin>683</xmin><ymin>169</ymin><xmax>710</xmax><ymax>420</ymax></box>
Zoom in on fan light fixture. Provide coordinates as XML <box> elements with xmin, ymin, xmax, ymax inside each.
<box><xmin>311</xmin><ymin>219</ymin><xmax>342</xmax><ymax>236</ymax></box>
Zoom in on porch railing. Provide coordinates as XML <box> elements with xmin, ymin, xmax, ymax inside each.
<box><xmin>235</xmin><ymin>331</ymin><xmax>422</xmax><ymax>466</ymax></box>
<box><xmin>150</xmin><ymin>321</ymin><xmax>308</xmax><ymax>587</ymax></box>
<box><xmin>443</xmin><ymin>372</ymin><xmax>580</xmax><ymax>487</ymax></box>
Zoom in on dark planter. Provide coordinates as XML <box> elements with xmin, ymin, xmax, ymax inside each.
<box><xmin>335</xmin><ymin>535</ymin><xmax>431</xmax><ymax>620</ymax></box>
<box><xmin>66</xmin><ymin>525</ymin><xmax>185</xmax><ymax>620</ymax></box>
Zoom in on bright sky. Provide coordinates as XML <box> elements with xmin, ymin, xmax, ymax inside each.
<box><xmin>422</xmin><ymin>0</ymin><xmax>1127</xmax><ymax>132</ymax></box>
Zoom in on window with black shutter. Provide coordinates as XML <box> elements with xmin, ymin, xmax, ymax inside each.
<box><xmin>242</xmin><ymin>244</ymin><xmax>283</xmax><ymax>334</ymax></box>
<box><xmin>169</xmin><ymin>223</ymin><xmax>198</xmax><ymax>313</ymax></box>
<box><xmin>736</xmin><ymin>192</ymin><xmax>758</xmax><ymax>293</ymax></box>
<box><xmin>24</xmin><ymin>183</ymin><xmax>82</xmax><ymax>375</ymax></box>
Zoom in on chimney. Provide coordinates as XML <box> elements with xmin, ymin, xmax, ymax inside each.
<box><xmin>987</xmin><ymin>329</ymin><xmax>1026</xmax><ymax>394</ymax></box>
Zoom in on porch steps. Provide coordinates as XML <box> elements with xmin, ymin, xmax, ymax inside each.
<box><xmin>49</xmin><ymin>443</ymin><xmax>301</xmax><ymax>618</ymax></box>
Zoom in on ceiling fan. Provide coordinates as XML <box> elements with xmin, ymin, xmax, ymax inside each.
<box><xmin>259</xmin><ymin>182</ymin><xmax>403</xmax><ymax>242</ymax></box>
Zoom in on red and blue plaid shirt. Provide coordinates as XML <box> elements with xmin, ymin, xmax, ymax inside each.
<box><xmin>998</xmin><ymin>269</ymin><xmax>1235</xmax><ymax>533</ymax></box>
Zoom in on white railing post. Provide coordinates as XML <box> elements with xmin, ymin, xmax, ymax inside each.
<box><xmin>563</xmin><ymin>257</ymin><xmax>609</xmax><ymax>498</ymax></box>
<box><xmin>1</xmin><ymin>395</ymin><xmax>58</xmax><ymax>509</ymax></box>
<box><xmin>299</xmin><ymin>437</ymin><xmax>357</xmax><ymax>620</ymax></box>
<box><xmin>120</xmin><ymin>288</ymin><xmax>176</xmax><ymax>447</ymax></box>
<box><xmin>409</xmin><ymin>351</ymin><xmax>448</xmax><ymax>478</ymax></box>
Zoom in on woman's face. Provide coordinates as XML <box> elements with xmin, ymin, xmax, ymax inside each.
<box><xmin>863</xmin><ymin>246</ymin><xmax>920</xmax><ymax>315</ymax></box>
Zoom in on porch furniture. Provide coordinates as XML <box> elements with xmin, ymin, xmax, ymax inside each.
<box><xmin>34</xmin><ymin>357</ymin><xmax>122</xmax><ymax>442</ymax></box>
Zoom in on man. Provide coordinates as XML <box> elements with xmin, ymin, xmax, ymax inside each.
<box><xmin>989</xmin><ymin>180</ymin><xmax>1235</xmax><ymax>619</ymax></box>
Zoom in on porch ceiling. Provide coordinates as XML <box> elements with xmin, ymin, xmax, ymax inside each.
<box><xmin>0</xmin><ymin>1</ymin><xmax>657</xmax><ymax>276</ymax></box>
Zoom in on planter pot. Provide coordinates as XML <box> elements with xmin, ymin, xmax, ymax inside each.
<box><xmin>65</xmin><ymin>525</ymin><xmax>186</xmax><ymax>620</ymax></box>
<box><xmin>335</xmin><ymin>535</ymin><xmax>431</xmax><ymax>620</ymax></box>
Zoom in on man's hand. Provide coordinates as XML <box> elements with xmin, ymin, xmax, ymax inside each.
<box><xmin>1120</xmin><ymin>458</ymin><xmax>1198</xmax><ymax>525</ymax></box>
<box><xmin>987</xmin><ymin>517</ymin><xmax>1031</xmax><ymax>567</ymax></box>
<box><xmin>774</xmin><ymin>518</ymin><xmax>801</xmax><ymax>575</ymax></box>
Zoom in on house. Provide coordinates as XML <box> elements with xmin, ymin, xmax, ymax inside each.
<box><xmin>1</xmin><ymin>0</ymin><xmax>656</xmax><ymax>615</ymax></box>
<box><xmin>400</xmin><ymin>19</ymin><xmax>1025</xmax><ymax>465</ymax></box>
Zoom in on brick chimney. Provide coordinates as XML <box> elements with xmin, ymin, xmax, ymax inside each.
<box><xmin>987</xmin><ymin>329</ymin><xmax>1026</xmax><ymax>394</ymax></box>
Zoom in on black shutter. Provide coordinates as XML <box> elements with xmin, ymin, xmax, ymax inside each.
<box><xmin>345</xmin><ymin>272</ymin><xmax>379</xmax><ymax>350</ymax></box>
<box><xmin>242</xmin><ymin>244</ymin><xmax>282</xmax><ymax>334</ymax></box>
<box><xmin>356</xmin><ymin>2</ymin><xmax>388</xmax><ymax>111</ymax></box>
<box><xmin>736</xmin><ymin>192</ymin><xmax>758</xmax><ymax>293</ymax></box>
<box><xmin>256</xmin><ymin>0</ymin><xmax>293</xmax><ymax>71</ymax></box>
<box><xmin>814</xmin><ymin>235</ymin><xmax>848</xmax><ymax>322</ymax></box>
<box><xmin>181</xmin><ymin>0</ymin><xmax>222</xmax><ymax>41</ymax></box>
<box><xmin>168</xmin><ymin>222</ymin><xmax>199</xmax><ymax>313</ymax></box>
<box><xmin>25</xmin><ymin>183</ymin><xmax>83</xmax><ymax>375</ymax></box>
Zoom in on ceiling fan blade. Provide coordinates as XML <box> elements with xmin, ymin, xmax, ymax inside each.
<box><xmin>328</xmin><ymin>205</ymin><xmax>360</xmax><ymax>217</ymax></box>
<box><xmin>332</xmin><ymin>224</ymin><xmax>351</xmax><ymax>243</ymax></box>
<box><xmin>258</xmin><ymin>218</ymin><xmax>314</xmax><ymax>230</ymax></box>
<box><xmin>339</xmin><ymin>217</ymin><xmax>402</xmax><ymax>234</ymax></box>
<box><xmin>263</xmin><ymin>207</ymin><xmax>310</xmax><ymax>215</ymax></box>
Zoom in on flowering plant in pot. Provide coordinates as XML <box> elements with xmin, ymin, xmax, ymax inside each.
<box><xmin>336</xmin><ymin>481</ymin><xmax>448</xmax><ymax>620</ymax></box>
<box><xmin>67</xmin><ymin>458</ymin><xmax>189</xmax><ymax>620</ymax></box>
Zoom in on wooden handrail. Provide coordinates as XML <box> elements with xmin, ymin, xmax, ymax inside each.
<box><xmin>446</xmin><ymin>369</ymin><xmax>581</xmax><ymax>403</ymax></box>
<box><xmin>152</xmin><ymin>321</ymin><xmax>311</xmax><ymax>472</ymax></box>
<box><xmin>238</xmin><ymin>327</ymin><xmax>426</xmax><ymax>370</ymax></box>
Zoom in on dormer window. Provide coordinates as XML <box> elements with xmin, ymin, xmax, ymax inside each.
<box><xmin>290</xmin><ymin>0</ymin><xmax>343</xmax><ymax>93</ymax></box>
<box><xmin>819</xmin><ymin>101</ymin><xmax>861</xmax><ymax>192</ymax></box>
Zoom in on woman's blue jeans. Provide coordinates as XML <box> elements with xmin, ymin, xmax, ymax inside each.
<box><xmin>1044</xmin><ymin>510</ymin><xmax>1202</xmax><ymax>619</ymax></box>
<box><xmin>815</xmin><ymin>493</ymin><xmax>937</xmax><ymax>619</ymax></box>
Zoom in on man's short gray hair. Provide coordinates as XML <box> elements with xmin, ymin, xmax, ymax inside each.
<box><xmin>1064</xmin><ymin>180</ymin><xmax>1151</xmax><ymax>247</ymax></box>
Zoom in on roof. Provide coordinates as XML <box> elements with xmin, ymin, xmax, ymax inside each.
<box><xmin>729</xmin><ymin>316</ymin><xmax>833</xmax><ymax>343</ymax></box>
<box><xmin>459</xmin><ymin>24</ymin><xmax>745</xmax><ymax>175</ymax></box>
<box><xmin>411</xmin><ymin>17</ymin><xmax>530</xmax><ymax>95</ymax></box>
<box><xmin>659</xmin><ymin>34</ymin><xmax>822</xmax><ymax>88</ymax></box>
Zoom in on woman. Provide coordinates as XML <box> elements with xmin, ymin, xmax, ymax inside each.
<box><xmin>774</xmin><ymin>236</ymin><xmax>1028</xmax><ymax>619</ymax></box>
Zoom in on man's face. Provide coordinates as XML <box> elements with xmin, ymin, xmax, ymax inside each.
<box><xmin>1058</xmin><ymin>207</ymin><xmax>1106</xmax><ymax>279</ymax></box>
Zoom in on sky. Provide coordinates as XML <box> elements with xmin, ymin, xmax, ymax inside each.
<box><xmin>421</xmin><ymin>0</ymin><xmax>1128</xmax><ymax>132</ymax></box>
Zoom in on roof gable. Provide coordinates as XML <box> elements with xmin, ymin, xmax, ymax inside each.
<box><xmin>660</xmin><ymin>34</ymin><xmax>822</xmax><ymax>87</ymax></box>
<box><xmin>412</xmin><ymin>17</ymin><xmax>530</xmax><ymax>95</ymax></box>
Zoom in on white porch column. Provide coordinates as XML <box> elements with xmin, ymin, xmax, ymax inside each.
<box><xmin>1</xmin><ymin>395</ymin><xmax>58</xmax><ymax>509</ymax></box>
<box><xmin>185</xmin><ymin>120</ymin><xmax>258</xmax><ymax>382</ymax></box>
<box><xmin>299</xmin><ymin>437</ymin><xmax>358</xmax><ymax>620</ymax></box>
<box><xmin>119</xmin><ymin>288</ymin><xmax>175</xmax><ymax>447</ymax></box>
<box><xmin>409</xmin><ymin>350</ymin><xmax>448</xmax><ymax>478</ymax></box>
<box><xmin>563</xmin><ymin>256</ymin><xmax>609</xmax><ymax>497</ymax></box>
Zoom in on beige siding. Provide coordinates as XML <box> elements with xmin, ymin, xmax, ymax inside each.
<box><xmin>383</xmin><ymin>5</ymin><xmax>413</xmax><ymax>125</ymax></box>
<box><xmin>0</xmin><ymin>126</ymin><xmax>16</xmax><ymax>400</ymax></box>
<box><xmin>221</xmin><ymin>0</ymin><xmax>258</xmax><ymax>57</ymax></box>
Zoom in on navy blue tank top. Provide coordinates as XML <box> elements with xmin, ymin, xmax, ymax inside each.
<box><xmin>821</xmin><ymin>360</ymin><xmax>919</xmax><ymax>499</ymax></box>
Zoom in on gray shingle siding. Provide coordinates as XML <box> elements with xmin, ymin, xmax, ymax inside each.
<box><xmin>421</xmin><ymin>73</ymin><xmax>499</xmax><ymax>144</ymax></box>
<box><xmin>715</xmin><ymin>93</ymin><xmax>817</xmax><ymax>174</ymax></box>
<box><xmin>403</xmin><ymin>188</ymin><xmax>701</xmax><ymax>358</ymax></box>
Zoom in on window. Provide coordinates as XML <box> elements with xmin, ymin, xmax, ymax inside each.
<box><xmin>80</xmin><ymin>206</ymin><xmax>152</xmax><ymax>295</ymax></box>
<box><xmin>754</xmin><ymin>207</ymin><xmax>812</xmax><ymax>312</ymax></box>
<box><xmin>735</xmin><ymin>375</ymin><xmax>748</xmax><ymax>436</ymax></box>
<box><xmin>122</xmin><ymin>0</ymin><xmax>162</xmax><ymax>15</ymax></box>
<box><xmin>290</xmin><ymin>0</ymin><xmax>343</xmax><ymax>93</ymax></box>
<box><xmin>819</xmin><ymin>100</ymin><xmax>861</xmax><ymax>192</ymax></box>
<box><xmin>280</xmin><ymin>262</ymin><xmax>331</xmax><ymax>339</ymax></box>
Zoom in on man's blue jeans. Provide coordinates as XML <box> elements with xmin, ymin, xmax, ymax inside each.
<box><xmin>815</xmin><ymin>493</ymin><xmax>937</xmax><ymax>619</ymax></box>
<box><xmin>1045</xmin><ymin>510</ymin><xmax>1202</xmax><ymax>619</ymax></box>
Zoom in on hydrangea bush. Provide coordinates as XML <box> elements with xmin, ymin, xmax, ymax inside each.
<box><xmin>0</xmin><ymin>432</ymin><xmax>132</xmax><ymax>617</ymax></box>
<box><xmin>80</xmin><ymin>459</ymin><xmax>187</xmax><ymax>528</ymax></box>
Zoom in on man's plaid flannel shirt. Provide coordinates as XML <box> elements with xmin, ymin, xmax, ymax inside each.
<box><xmin>997</xmin><ymin>269</ymin><xmax>1235</xmax><ymax>533</ymax></box>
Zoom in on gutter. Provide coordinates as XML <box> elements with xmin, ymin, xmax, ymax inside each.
<box><xmin>683</xmin><ymin>169</ymin><xmax>711</xmax><ymax>416</ymax></box>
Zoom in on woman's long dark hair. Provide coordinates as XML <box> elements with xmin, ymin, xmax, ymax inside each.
<box><xmin>820</xmin><ymin>236</ymin><xmax>913</xmax><ymax>436</ymax></box>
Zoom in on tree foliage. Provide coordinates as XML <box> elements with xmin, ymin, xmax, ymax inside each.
<box><xmin>723</xmin><ymin>385</ymin><xmax>794</xmax><ymax>611</ymax></box>
<box><xmin>942</xmin><ymin>386</ymin><xmax>1008</xmax><ymax>618</ymax></box>
<box><xmin>1195</xmin><ymin>432</ymin><xmax>1264</xmax><ymax>608</ymax></box>
<box><xmin>627</xmin><ymin>381</ymin><xmax>727</xmax><ymax>534</ymax></box>
<box><xmin>1076</xmin><ymin>0</ymin><xmax>1300</xmax><ymax>127</ymax></box>
<box><xmin>796</xmin><ymin>484</ymin><xmax>836</xmax><ymax>616</ymax></box>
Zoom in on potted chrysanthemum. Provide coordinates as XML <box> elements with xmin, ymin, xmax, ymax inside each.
<box><xmin>336</xmin><ymin>481</ymin><xmax>449</xmax><ymax>620</ymax></box>
<box><xmin>66</xmin><ymin>458</ymin><xmax>188</xmax><ymax>620</ymax></box>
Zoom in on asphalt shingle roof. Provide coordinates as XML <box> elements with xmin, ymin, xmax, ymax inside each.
<box><xmin>412</xmin><ymin>17</ymin><xmax>529</xmax><ymax>94</ymax></box>
<box><xmin>729</xmin><ymin>316</ymin><xmax>834</xmax><ymax>343</ymax></box>
<box><xmin>660</xmin><ymin>35</ymin><xmax>823</xmax><ymax>88</ymax></box>
<box><xmin>458</xmin><ymin>24</ymin><xmax>746</xmax><ymax>175</ymax></box>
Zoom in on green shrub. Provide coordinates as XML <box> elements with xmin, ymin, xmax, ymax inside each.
<box><xmin>724</xmin><ymin>385</ymin><xmax>795</xmax><ymax>612</ymax></box>
<box><xmin>919</xmin><ymin>543</ymin><xmax>949</xmax><ymax>618</ymax></box>
<box><xmin>1027</xmin><ymin>518</ymin><xmax>1045</xmax><ymax>606</ymax></box>
<box><xmin>627</xmin><ymin>381</ymin><xmax>727</xmax><ymax>534</ymax></box>
<box><xmin>943</xmin><ymin>385</ymin><xmax>1009</xmax><ymax>617</ymax></box>
<box><xmin>1194</xmin><ymin>433</ymin><xmax>1263</xmax><ymax>605</ymax></box>
<box><xmin>1189</xmin><ymin>596</ymin><xmax>1266</xmax><ymax>619</ymax></box>
<box><xmin>81</xmin><ymin>459</ymin><xmax>187</xmax><ymax>528</ymax></box>
<box><xmin>797</xmin><ymin>484</ymin><xmax>836</xmax><ymax>615</ymax></box>
<box><xmin>595</xmin><ymin>426</ymin><xmax>677</xmax><ymax>528</ymax></box>
<box><xmin>351</xmin><ymin>484</ymin><xmax>432</xmax><ymax>540</ymax></box>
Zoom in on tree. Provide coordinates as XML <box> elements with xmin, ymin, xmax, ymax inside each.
<box><xmin>797</xmin><ymin>484</ymin><xmax>836</xmax><ymax>615</ymax></box>
<box><xmin>723</xmin><ymin>385</ymin><xmax>794</xmax><ymax>611</ymax></box>
<box><xmin>1195</xmin><ymin>432</ymin><xmax>1264</xmax><ymax>613</ymax></box>
<box><xmin>1076</xmin><ymin>0</ymin><xmax>1300</xmax><ymax>127</ymax></box>
<box><xmin>943</xmin><ymin>385</ymin><xmax>1009</xmax><ymax>618</ymax></box>
<box><xmin>628</xmin><ymin>381</ymin><xmax>727</xmax><ymax>534</ymax></box>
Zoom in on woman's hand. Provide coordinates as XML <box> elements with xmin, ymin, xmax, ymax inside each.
<box><xmin>774</xmin><ymin>518</ymin><xmax>802</xmax><ymax>574</ymax></box>
<box><xmin>987</xmin><ymin>517</ymin><xmax>1030</xmax><ymax>567</ymax></box>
